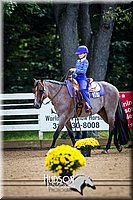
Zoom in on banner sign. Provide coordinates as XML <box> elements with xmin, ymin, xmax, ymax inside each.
<box><xmin>40</xmin><ymin>99</ymin><xmax>109</xmax><ymax>132</ymax></box>
<box><xmin>119</xmin><ymin>91</ymin><xmax>133</xmax><ymax>130</ymax></box>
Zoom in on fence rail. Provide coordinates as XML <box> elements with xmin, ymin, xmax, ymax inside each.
<box><xmin>0</xmin><ymin>93</ymin><xmax>43</xmax><ymax>139</ymax></box>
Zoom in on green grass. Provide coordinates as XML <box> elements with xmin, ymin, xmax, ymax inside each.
<box><xmin>2</xmin><ymin>130</ymin><xmax>109</xmax><ymax>141</ymax></box>
<box><xmin>2</xmin><ymin>131</ymin><xmax>39</xmax><ymax>141</ymax></box>
<box><xmin>2</xmin><ymin>131</ymin><xmax>65</xmax><ymax>141</ymax></box>
<box><xmin>2</xmin><ymin>130</ymin><xmax>132</xmax><ymax>141</ymax></box>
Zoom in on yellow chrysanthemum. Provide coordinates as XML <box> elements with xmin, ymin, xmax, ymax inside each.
<box><xmin>74</xmin><ymin>138</ymin><xmax>99</xmax><ymax>150</ymax></box>
<box><xmin>44</xmin><ymin>144</ymin><xmax>86</xmax><ymax>175</ymax></box>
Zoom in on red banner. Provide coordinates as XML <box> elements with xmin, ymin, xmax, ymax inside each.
<box><xmin>119</xmin><ymin>91</ymin><xmax>133</xmax><ymax>130</ymax></box>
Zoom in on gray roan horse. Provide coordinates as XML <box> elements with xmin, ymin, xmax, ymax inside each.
<box><xmin>33</xmin><ymin>78</ymin><xmax>130</xmax><ymax>153</ymax></box>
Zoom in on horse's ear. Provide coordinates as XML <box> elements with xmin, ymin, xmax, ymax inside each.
<box><xmin>33</xmin><ymin>78</ymin><xmax>36</xmax><ymax>82</ymax></box>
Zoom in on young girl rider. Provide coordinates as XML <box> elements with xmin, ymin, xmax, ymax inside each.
<box><xmin>69</xmin><ymin>45</ymin><xmax>92</xmax><ymax>113</ymax></box>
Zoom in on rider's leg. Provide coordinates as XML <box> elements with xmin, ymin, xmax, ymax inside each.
<box><xmin>76</xmin><ymin>78</ymin><xmax>91</xmax><ymax>112</ymax></box>
<box><xmin>80</xmin><ymin>89</ymin><xmax>92</xmax><ymax>111</ymax></box>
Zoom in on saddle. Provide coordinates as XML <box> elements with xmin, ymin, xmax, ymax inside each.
<box><xmin>73</xmin><ymin>78</ymin><xmax>101</xmax><ymax>116</ymax></box>
<box><xmin>66</xmin><ymin>76</ymin><xmax>101</xmax><ymax>117</ymax></box>
<box><xmin>72</xmin><ymin>78</ymin><xmax>101</xmax><ymax>92</ymax></box>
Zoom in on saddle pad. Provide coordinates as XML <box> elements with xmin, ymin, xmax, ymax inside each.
<box><xmin>90</xmin><ymin>82</ymin><xmax>105</xmax><ymax>98</ymax></box>
<box><xmin>65</xmin><ymin>80</ymin><xmax>105</xmax><ymax>98</ymax></box>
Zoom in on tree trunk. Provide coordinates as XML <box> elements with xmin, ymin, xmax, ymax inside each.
<box><xmin>54</xmin><ymin>4</ymin><xmax>79</xmax><ymax>72</ymax></box>
<box><xmin>78</xmin><ymin>4</ymin><xmax>92</xmax><ymax>47</ymax></box>
<box><xmin>89</xmin><ymin>4</ymin><xmax>116</xmax><ymax>81</ymax></box>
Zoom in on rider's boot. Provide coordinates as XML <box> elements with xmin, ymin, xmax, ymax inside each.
<box><xmin>85</xmin><ymin>102</ymin><xmax>91</xmax><ymax>113</ymax></box>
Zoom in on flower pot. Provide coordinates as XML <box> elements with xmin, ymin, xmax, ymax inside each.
<box><xmin>81</xmin><ymin>149</ymin><xmax>91</xmax><ymax>157</ymax></box>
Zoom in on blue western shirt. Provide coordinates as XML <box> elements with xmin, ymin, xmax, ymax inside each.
<box><xmin>73</xmin><ymin>58</ymin><xmax>89</xmax><ymax>78</ymax></box>
<box><xmin>72</xmin><ymin>57</ymin><xmax>91</xmax><ymax>108</ymax></box>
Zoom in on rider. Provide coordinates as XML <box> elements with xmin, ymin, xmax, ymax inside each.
<box><xmin>69</xmin><ymin>45</ymin><xmax>92</xmax><ymax>113</ymax></box>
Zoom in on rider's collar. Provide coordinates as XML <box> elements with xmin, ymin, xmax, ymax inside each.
<box><xmin>80</xmin><ymin>57</ymin><xmax>86</xmax><ymax>61</ymax></box>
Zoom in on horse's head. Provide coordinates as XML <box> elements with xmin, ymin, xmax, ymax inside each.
<box><xmin>33</xmin><ymin>79</ymin><xmax>48</xmax><ymax>109</ymax></box>
<box><xmin>85</xmin><ymin>176</ymin><xmax>96</xmax><ymax>189</ymax></box>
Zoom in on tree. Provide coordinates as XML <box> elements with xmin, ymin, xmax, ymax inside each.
<box><xmin>54</xmin><ymin>4</ymin><xmax>79</xmax><ymax>72</ymax></box>
<box><xmin>89</xmin><ymin>4</ymin><xmax>116</xmax><ymax>80</ymax></box>
<box><xmin>54</xmin><ymin>3</ymin><xmax>116</xmax><ymax>80</ymax></box>
<box><xmin>3</xmin><ymin>2</ymin><xmax>133</xmax><ymax>93</ymax></box>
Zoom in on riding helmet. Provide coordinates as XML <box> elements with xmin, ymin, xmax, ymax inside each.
<box><xmin>75</xmin><ymin>45</ymin><xmax>89</xmax><ymax>54</ymax></box>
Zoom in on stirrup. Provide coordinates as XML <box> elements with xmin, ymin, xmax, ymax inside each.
<box><xmin>85</xmin><ymin>106</ymin><xmax>91</xmax><ymax>113</ymax></box>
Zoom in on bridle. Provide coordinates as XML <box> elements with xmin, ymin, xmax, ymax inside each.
<box><xmin>33</xmin><ymin>80</ymin><xmax>46</xmax><ymax>104</ymax></box>
<box><xmin>33</xmin><ymin>79</ymin><xmax>63</xmax><ymax>105</ymax></box>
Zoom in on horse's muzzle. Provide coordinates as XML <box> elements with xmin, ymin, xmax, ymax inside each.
<box><xmin>34</xmin><ymin>102</ymin><xmax>42</xmax><ymax>109</ymax></box>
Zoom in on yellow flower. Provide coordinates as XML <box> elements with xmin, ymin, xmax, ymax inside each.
<box><xmin>44</xmin><ymin>144</ymin><xmax>86</xmax><ymax>175</ymax></box>
<box><xmin>74</xmin><ymin>138</ymin><xmax>99</xmax><ymax>150</ymax></box>
<box><xmin>53</xmin><ymin>160</ymin><xmax>59</xmax><ymax>165</ymax></box>
<box><xmin>58</xmin><ymin>169</ymin><xmax>62</xmax><ymax>175</ymax></box>
<box><xmin>58</xmin><ymin>165</ymin><xmax>62</xmax><ymax>169</ymax></box>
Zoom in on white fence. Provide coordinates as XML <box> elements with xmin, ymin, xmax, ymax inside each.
<box><xmin>0</xmin><ymin>93</ymin><xmax>109</xmax><ymax>140</ymax></box>
<box><xmin>0</xmin><ymin>93</ymin><xmax>43</xmax><ymax>139</ymax></box>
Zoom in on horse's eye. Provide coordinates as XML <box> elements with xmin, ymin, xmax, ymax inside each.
<box><xmin>40</xmin><ymin>89</ymin><xmax>44</xmax><ymax>94</ymax></box>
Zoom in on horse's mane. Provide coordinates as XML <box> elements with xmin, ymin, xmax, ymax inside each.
<box><xmin>45</xmin><ymin>80</ymin><xmax>65</xmax><ymax>85</ymax></box>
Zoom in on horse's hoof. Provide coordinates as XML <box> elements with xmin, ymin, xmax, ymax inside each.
<box><xmin>117</xmin><ymin>147</ymin><xmax>122</xmax><ymax>152</ymax></box>
<box><xmin>101</xmin><ymin>150</ymin><xmax>108</xmax><ymax>154</ymax></box>
<box><xmin>45</xmin><ymin>148</ymin><xmax>54</xmax><ymax>156</ymax></box>
<box><xmin>45</xmin><ymin>150</ymin><xmax>50</xmax><ymax>156</ymax></box>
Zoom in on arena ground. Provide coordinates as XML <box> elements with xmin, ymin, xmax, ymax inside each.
<box><xmin>2</xmin><ymin>147</ymin><xmax>132</xmax><ymax>199</ymax></box>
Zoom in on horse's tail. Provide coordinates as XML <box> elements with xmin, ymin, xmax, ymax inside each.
<box><xmin>114</xmin><ymin>98</ymin><xmax>130</xmax><ymax>145</ymax></box>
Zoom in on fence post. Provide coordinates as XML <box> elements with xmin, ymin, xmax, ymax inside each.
<box><xmin>38</xmin><ymin>111</ymin><xmax>43</xmax><ymax>140</ymax></box>
<box><xmin>39</xmin><ymin>130</ymin><xmax>43</xmax><ymax>140</ymax></box>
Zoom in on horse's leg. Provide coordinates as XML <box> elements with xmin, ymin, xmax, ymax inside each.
<box><xmin>113</xmin><ymin>123</ymin><xmax>122</xmax><ymax>152</ymax></box>
<box><xmin>98</xmin><ymin>108</ymin><xmax>112</xmax><ymax>153</ymax></box>
<box><xmin>50</xmin><ymin>115</ymin><xmax>66</xmax><ymax>148</ymax></box>
<box><xmin>105</xmin><ymin>124</ymin><xmax>122</xmax><ymax>153</ymax></box>
<box><xmin>65</xmin><ymin>120</ymin><xmax>76</xmax><ymax>146</ymax></box>
<box><xmin>101</xmin><ymin>127</ymin><xmax>114</xmax><ymax>154</ymax></box>
<box><xmin>105</xmin><ymin>107</ymin><xmax>123</xmax><ymax>153</ymax></box>
<box><xmin>50</xmin><ymin>126</ymin><xmax>62</xmax><ymax>148</ymax></box>
<box><xmin>50</xmin><ymin>120</ymin><xmax>64</xmax><ymax>149</ymax></box>
<box><xmin>98</xmin><ymin>108</ymin><xmax>116</xmax><ymax>153</ymax></box>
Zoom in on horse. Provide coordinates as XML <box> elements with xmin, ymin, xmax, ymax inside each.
<box><xmin>33</xmin><ymin>78</ymin><xmax>130</xmax><ymax>153</ymax></box>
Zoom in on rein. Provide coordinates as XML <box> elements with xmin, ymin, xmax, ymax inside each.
<box><xmin>41</xmin><ymin>81</ymin><xmax>64</xmax><ymax>105</ymax></box>
<box><xmin>44</xmin><ymin>85</ymin><xmax>64</xmax><ymax>105</ymax></box>
<box><xmin>42</xmin><ymin>70</ymin><xmax>70</xmax><ymax>105</ymax></box>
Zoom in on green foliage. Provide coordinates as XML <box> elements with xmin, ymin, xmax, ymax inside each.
<box><xmin>102</xmin><ymin>5</ymin><xmax>133</xmax><ymax>26</ymax></box>
<box><xmin>106</xmin><ymin>40</ymin><xmax>132</xmax><ymax>90</ymax></box>
<box><xmin>3</xmin><ymin>3</ymin><xmax>133</xmax><ymax>93</ymax></box>
<box><xmin>4</xmin><ymin>3</ymin><xmax>62</xmax><ymax>93</ymax></box>
<box><xmin>3</xmin><ymin>2</ymin><xmax>17</xmax><ymax>16</ymax></box>
<box><xmin>115</xmin><ymin>6</ymin><xmax>133</xmax><ymax>28</ymax></box>
<box><xmin>106</xmin><ymin>5</ymin><xmax>133</xmax><ymax>91</ymax></box>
